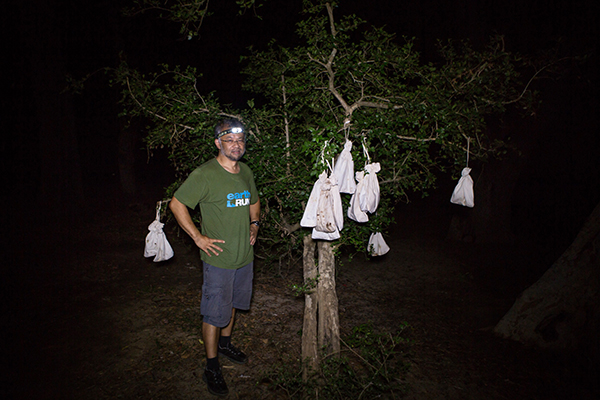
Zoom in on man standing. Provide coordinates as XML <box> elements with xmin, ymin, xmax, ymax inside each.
<box><xmin>169</xmin><ymin>119</ymin><xmax>260</xmax><ymax>396</ymax></box>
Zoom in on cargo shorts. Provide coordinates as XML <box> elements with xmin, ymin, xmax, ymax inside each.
<box><xmin>201</xmin><ymin>261</ymin><xmax>253</xmax><ymax>328</ymax></box>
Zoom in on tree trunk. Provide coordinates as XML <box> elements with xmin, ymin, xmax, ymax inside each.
<box><xmin>494</xmin><ymin>200</ymin><xmax>600</xmax><ymax>360</ymax></box>
<box><xmin>317</xmin><ymin>241</ymin><xmax>340</xmax><ymax>356</ymax></box>
<box><xmin>301</xmin><ymin>238</ymin><xmax>341</xmax><ymax>380</ymax></box>
<box><xmin>302</xmin><ymin>235</ymin><xmax>318</xmax><ymax>379</ymax></box>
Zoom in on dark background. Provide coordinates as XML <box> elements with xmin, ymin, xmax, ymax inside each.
<box><xmin>2</xmin><ymin>0</ymin><xmax>599</xmax><ymax>285</ymax></box>
<box><xmin>3</xmin><ymin>0</ymin><xmax>599</xmax><ymax>322</ymax></box>
<box><xmin>1</xmin><ymin>0</ymin><xmax>599</xmax><ymax>398</ymax></box>
<box><xmin>3</xmin><ymin>0</ymin><xmax>598</xmax><ymax>226</ymax></box>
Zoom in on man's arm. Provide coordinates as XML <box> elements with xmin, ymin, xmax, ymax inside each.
<box><xmin>169</xmin><ymin>196</ymin><xmax>225</xmax><ymax>257</ymax></box>
<box><xmin>249</xmin><ymin>199</ymin><xmax>261</xmax><ymax>246</ymax></box>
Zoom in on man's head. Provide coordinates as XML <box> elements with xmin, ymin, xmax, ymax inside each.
<box><xmin>214</xmin><ymin>119</ymin><xmax>246</xmax><ymax>162</ymax></box>
<box><xmin>214</xmin><ymin>119</ymin><xmax>245</xmax><ymax>140</ymax></box>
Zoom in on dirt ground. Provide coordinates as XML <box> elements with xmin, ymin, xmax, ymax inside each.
<box><xmin>5</xmin><ymin>192</ymin><xmax>598</xmax><ymax>400</ymax></box>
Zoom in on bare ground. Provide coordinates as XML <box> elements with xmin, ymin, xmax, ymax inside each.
<box><xmin>4</xmin><ymin>194</ymin><xmax>598</xmax><ymax>400</ymax></box>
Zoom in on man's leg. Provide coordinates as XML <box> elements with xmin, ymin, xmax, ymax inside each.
<box><xmin>216</xmin><ymin>262</ymin><xmax>252</xmax><ymax>364</ymax></box>
<box><xmin>202</xmin><ymin>309</ymin><xmax>237</xmax><ymax>359</ymax></box>
<box><xmin>202</xmin><ymin>321</ymin><xmax>229</xmax><ymax>397</ymax></box>
<box><xmin>217</xmin><ymin>308</ymin><xmax>248</xmax><ymax>364</ymax></box>
<box><xmin>221</xmin><ymin>308</ymin><xmax>236</xmax><ymax>337</ymax></box>
<box><xmin>201</xmin><ymin>260</ymin><xmax>235</xmax><ymax>397</ymax></box>
<box><xmin>202</xmin><ymin>322</ymin><xmax>220</xmax><ymax>359</ymax></box>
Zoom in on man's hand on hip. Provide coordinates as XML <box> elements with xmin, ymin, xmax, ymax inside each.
<box><xmin>194</xmin><ymin>234</ymin><xmax>225</xmax><ymax>257</ymax></box>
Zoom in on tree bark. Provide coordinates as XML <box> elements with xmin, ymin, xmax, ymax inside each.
<box><xmin>302</xmin><ymin>236</ymin><xmax>319</xmax><ymax>379</ymax></box>
<box><xmin>301</xmin><ymin>238</ymin><xmax>341</xmax><ymax>380</ymax></box>
<box><xmin>317</xmin><ymin>241</ymin><xmax>340</xmax><ymax>356</ymax></box>
<box><xmin>494</xmin><ymin>200</ymin><xmax>600</xmax><ymax>360</ymax></box>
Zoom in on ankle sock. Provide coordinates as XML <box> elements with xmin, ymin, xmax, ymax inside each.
<box><xmin>206</xmin><ymin>356</ymin><xmax>219</xmax><ymax>371</ymax></box>
<box><xmin>219</xmin><ymin>336</ymin><xmax>231</xmax><ymax>349</ymax></box>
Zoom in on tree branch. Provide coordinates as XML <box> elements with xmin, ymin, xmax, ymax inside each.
<box><xmin>356</xmin><ymin>100</ymin><xmax>405</xmax><ymax>110</ymax></box>
<box><xmin>126</xmin><ymin>77</ymin><xmax>194</xmax><ymax>130</ymax></box>
<box><xmin>326</xmin><ymin>2</ymin><xmax>337</xmax><ymax>37</ymax></box>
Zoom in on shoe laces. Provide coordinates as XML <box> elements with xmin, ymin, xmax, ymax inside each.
<box><xmin>220</xmin><ymin>343</ymin><xmax>240</xmax><ymax>353</ymax></box>
<box><xmin>206</xmin><ymin>367</ymin><xmax>225</xmax><ymax>384</ymax></box>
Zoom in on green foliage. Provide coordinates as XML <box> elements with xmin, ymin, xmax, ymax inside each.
<box><xmin>124</xmin><ymin>0</ymin><xmax>266</xmax><ymax>39</ymax></box>
<box><xmin>112</xmin><ymin>61</ymin><xmax>239</xmax><ymax>180</ymax></box>
<box><xmin>290</xmin><ymin>274</ymin><xmax>320</xmax><ymax>297</ymax></box>
<box><xmin>114</xmin><ymin>1</ymin><xmax>539</xmax><ymax>271</ymax></box>
<box><xmin>265</xmin><ymin>322</ymin><xmax>411</xmax><ymax>399</ymax></box>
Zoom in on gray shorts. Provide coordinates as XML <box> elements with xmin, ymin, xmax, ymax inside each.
<box><xmin>201</xmin><ymin>261</ymin><xmax>253</xmax><ymax>328</ymax></box>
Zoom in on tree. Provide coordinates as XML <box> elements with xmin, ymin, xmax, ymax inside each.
<box><xmin>494</xmin><ymin>200</ymin><xmax>600</xmax><ymax>360</ymax></box>
<box><xmin>240</xmin><ymin>1</ymin><xmax>539</xmax><ymax>371</ymax></box>
<box><xmin>123</xmin><ymin>0</ymin><xmax>265</xmax><ymax>39</ymax></box>
<box><xmin>113</xmin><ymin>0</ymin><xmax>541</xmax><ymax>378</ymax></box>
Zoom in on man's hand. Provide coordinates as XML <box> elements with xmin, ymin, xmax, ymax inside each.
<box><xmin>170</xmin><ymin>197</ymin><xmax>225</xmax><ymax>257</ymax></box>
<box><xmin>250</xmin><ymin>224</ymin><xmax>259</xmax><ymax>246</ymax></box>
<box><xmin>194</xmin><ymin>234</ymin><xmax>225</xmax><ymax>257</ymax></box>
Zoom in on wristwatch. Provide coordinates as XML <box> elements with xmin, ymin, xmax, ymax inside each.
<box><xmin>250</xmin><ymin>220</ymin><xmax>260</xmax><ymax>227</ymax></box>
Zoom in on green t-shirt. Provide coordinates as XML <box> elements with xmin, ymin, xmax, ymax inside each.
<box><xmin>173</xmin><ymin>158</ymin><xmax>259</xmax><ymax>269</ymax></box>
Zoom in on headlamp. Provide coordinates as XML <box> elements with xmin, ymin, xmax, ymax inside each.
<box><xmin>217</xmin><ymin>127</ymin><xmax>244</xmax><ymax>138</ymax></box>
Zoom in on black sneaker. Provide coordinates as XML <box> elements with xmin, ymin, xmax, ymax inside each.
<box><xmin>203</xmin><ymin>367</ymin><xmax>228</xmax><ymax>397</ymax></box>
<box><xmin>218</xmin><ymin>343</ymin><xmax>248</xmax><ymax>364</ymax></box>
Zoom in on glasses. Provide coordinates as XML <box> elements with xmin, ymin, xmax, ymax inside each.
<box><xmin>220</xmin><ymin>138</ymin><xmax>246</xmax><ymax>145</ymax></box>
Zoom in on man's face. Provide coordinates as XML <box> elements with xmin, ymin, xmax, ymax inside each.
<box><xmin>216</xmin><ymin>132</ymin><xmax>246</xmax><ymax>161</ymax></box>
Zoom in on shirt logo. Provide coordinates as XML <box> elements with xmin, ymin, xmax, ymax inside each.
<box><xmin>227</xmin><ymin>190</ymin><xmax>251</xmax><ymax>207</ymax></box>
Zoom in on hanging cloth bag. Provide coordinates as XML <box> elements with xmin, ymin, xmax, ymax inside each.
<box><xmin>368</xmin><ymin>232</ymin><xmax>390</xmax><ymax>256</ymax></box>
<box><xmin>144</xmin><ymin>201</ymin><xmax>174</xmax><ymax>262</ymax></box>
<box><xmin>450</xmin><ymin>139</ymin><xmax>474</xmax><ymax>208</ymax></box>
<box><xmin>301</xmin><ymin>171</ymin><xmax>328</xmax><ymax>228</ymax></box>
<box><xmin>348</xmin><ymin>170</ymin><xmax>369</xmax><ymax>223</ymax></box>
<box><xmin>312</xmin><ymin>226</ymin><xmax>341</xmax><ymax>241</ymax></box>
<box><xmin>313</xmin><ymin>171</ymin><xmax>343</xmax><ymax>232</ymax></box>
<box><xmin>315</xmin><ymin>174</ymin><xmax>337</xmax><ymax>234</ymax></box>
<box><xmin>312</xmin><ymin>176</ymin><xmax>341</xmax><ymax>240</ymax></box>
<box><xmin>312</xmin><ymin>162</ymin><xmax>343</xmax><ymax>241</ymax></box>
<box><xmin>333</xmin><ymin>139</ymin><xmax>357</xmax><ymax>194</ymax></box>
<box><xmin>360</xmin><ymin>162</ymin><xmax>381</xmax><ymax>213</ymax></box>
<box><xmin>450</xmin><ymin>167</ymin><xmax>475</xmax><ymax>208</ymax></box>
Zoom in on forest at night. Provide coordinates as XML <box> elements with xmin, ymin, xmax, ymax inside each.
<box><xmin>3</xmin><ymin>0</ymin><xmax>599</xmax><ymax>398</ymax></box>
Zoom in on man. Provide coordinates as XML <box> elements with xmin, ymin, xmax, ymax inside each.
<box><xmin>169</xmin><ymin>118</ymin><xmax>260</xmax><ymax>396</ymax></box>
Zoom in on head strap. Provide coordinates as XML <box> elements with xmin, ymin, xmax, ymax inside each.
<box><xmin>217</xmin><ymin>127</ymin><xmax>244</xmax><ymax>139</ymax></box>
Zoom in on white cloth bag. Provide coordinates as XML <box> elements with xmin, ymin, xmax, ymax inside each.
<box><xmin>144</xmin><ymin>202</ymin><xmax>174</xmax><ymax>262</ymax></box>
<box><xmin>348</xmin><ymin>170</ymin><xmax>369</xmax><ymax>222</ymax></box>
<box><xmin>301</xmin><ymin>171</ymin><xmax>328</xmax><ymax>228</ymax></box>
<box><xmin>301</xmin><ymin>170</ymin><xmax>343</xmax><ymax>241</ymax></box>
<box><xmin>333</xmin><ymin>139</ymin><xmax>357</xmax><ymax>194</ymax></box>
<box><xmin>313</xmin><ymin>173</ymin><xmax>344</xmax><ymax>241</ymax></box>
<box><xmin>368</xmin><ymin>232</ymin><xmax>390</xmax><ymax>256</ymax></box>
<box><xmin>359</xmin><ymin>162</ymin><xmax>381</xmax><ymax>213</ymax></box>
<box><xmin>450</xmin><ymin>167</ymin><xmax>474</xmax><ymax>208</ymax></box>
<box><xmin>315</xmin><ymin>174</ymin><xmax>343</xmax><ymax>232</ymax></box>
